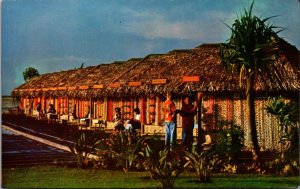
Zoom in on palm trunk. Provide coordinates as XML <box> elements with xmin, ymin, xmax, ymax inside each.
<box><xmin>246</xmin><ymin>76</ymin><xmax>259</xmax><ymax>160</ymax></box>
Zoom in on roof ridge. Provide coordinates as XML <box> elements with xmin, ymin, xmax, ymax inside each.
<box><xmin>111</xmin><ymin>54</ymin><xmax>152</xmax><ymax>83</ymax></box>
<box><xmin>195</xmin><ymin>43</ymin><xmax>221</xmax><ymax>48</ymax></box>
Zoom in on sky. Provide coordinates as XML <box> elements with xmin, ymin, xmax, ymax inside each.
<box><xmin>1</xmin><ymin>0</ymin><xmax>300</xmax><ymax>96</ymax></box>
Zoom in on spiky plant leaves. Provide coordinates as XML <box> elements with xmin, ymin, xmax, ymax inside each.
<box><xmin>219</xmin><ymin>0</ymin><xmax>283</xmax><ymax>157</ymax></box>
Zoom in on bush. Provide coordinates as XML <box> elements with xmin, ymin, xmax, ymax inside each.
<box><xmin>68</xmin><ymin>131</ymin><xmax>102</xmax><ymax>169</ymax></box>
<box><xmin>184</xmin><ymin>147</ymin><xmax>217</xmax><ymax>182</ymax></box>
<box><xmin>143</xmin><ymin>146</ymin><xmax>185</xmax><ymax>188</ymax></box>
<box><xmin>266</xmin><ymin>158</ymin><xmax>299</xmax><ymax>176</ymax></box>
<box><xmin>97</xmin><ymin>131</ymin><xmax>146</xmax><ymax>172</ymax></box>
<box><xmin>215</xmin><ymin>121</ymin><xmax>245</xmax><ymax>163</ymax></box>
<box><xmin>265</xmin><ymin>96</ymin><xmax>299</xmax><ymax>160</ymax></box>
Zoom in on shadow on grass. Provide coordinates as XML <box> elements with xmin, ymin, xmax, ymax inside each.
<box><xmin>139</xmin><ymin>176</ymin><xmax>152</xmax><ymax>180</ymax></box>
<box><xmin>185</xmin><ymin>179</ymin><xmax>213</xmax><ymax>184</ymax></box>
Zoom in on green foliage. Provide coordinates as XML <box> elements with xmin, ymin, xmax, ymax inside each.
<box><xmin>265</xmin><ymin>96</ymin><xmax>299</xmax><ymax>160</ymax></box>
<box><xmin>143</xmin><ymin>145</ymin><xmax>185</xmax><ymax>188</ymax></box>
<box><xmin>220</xmin><ymin>1</ymin><xmax>282</xmax><ymax>80</ymax></box>
<box><xmin>222</xmin><ymin>163</ymin><xmax>238</xmax><ymax>174</ymax></box>
<box><xmin>266</xmin><ymin>158</ymin><xmax>299</xmax><ymax>176</ymax></box>
<box><xmin>215</xmin><ymin>121</ymin><xmax>245</xmax><ymax>162</ymax></box>
<box><xmin>68</xmin><ymin>132</ymin><xmax>101</xmax><ymax>169</ymax></box>
<box><xmin>184</xmin><ymin>147</ymin><xmax>217</xmax><ymax>182</ymax></box>
<box><xmin>265</xmin><ymin>96</ymin><xmax>298</xmax><ymax>131</ymax></box>
<box><xmin>140</xmin><ymin>135</ymin><xmax>165</xmax><ymax>179</ymax></box>
<box><xmin>97</xmin><ymin>131</ymin><xmax>146</xmax><ymax>172</ymax></box>
<box><xmin>23</xmin><ymin>67</ymin><xmax>40</xmax><ymax>82</ymax></box>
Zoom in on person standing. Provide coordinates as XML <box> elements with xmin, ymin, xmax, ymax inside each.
<box><xmin>163</xmin><ymin>92</ymin><xmax>177</xmax><ymax>150</ymax></box>
<box><xmin>178</xmin><ymin>93</ymin><xmax>202</xmax><ymax>151</ymax></box>
<box><xmin>84</xmin><ymin>106</ymin><xmax>91</xmax><ymax>126</ymax></box>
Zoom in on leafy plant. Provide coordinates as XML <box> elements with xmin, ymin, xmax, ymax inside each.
<box><xmin>265</xmin><ymin>96</ymin><xmax>298</xmax><ymax>139</ymax></box>
<box><xmin>143</xmin><ymin>146</ymin><xmax>185</xmax><ymax>188</ymax></box>
<box><xmin>215</xmin><ymin>121</ymin><xmax>245</xmax><ymax>162</ymax></box>
<box><xmin>264</xmin><ymin>96</ymin><xmax>299</xmax><ymax>176</ymax></box>
<box><xmin>266</xmin><ymin>158</ymin><xmax>299</xmax><ymax>176</ymax></box>
<box><xmin>184</xmin><ymin>147</ymin><xmax>216</xmax><ymax>182</ymax></box>
<box><xmin>222</xmin><ymin>163</ymin><xmax>238</xmax><ymax>174</ymax></box>
<box><xmin>68</xmin><ymin>132</ymin><xmax>101</xmax><ymax>169</ymax></box>
<box><xmin>98</xmin><ymin>131</ymin><xmax>146</xmax><ymax>172</ymax></box>
<box><xmin>140</xmin><ymin>135</ymin><xmax>165</xmax><ymax>179</ymax></box>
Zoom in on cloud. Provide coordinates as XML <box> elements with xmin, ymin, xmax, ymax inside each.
<box><xmin>118</xmin><ymin>8</ymin><xmax>235</xmax><ymax>42</ymax></box>
<box><xmin>2</xmin><ymin>0</ymin><xmax>299</xmax><ymax>96</ymax></box>
<box><xmin>36</xmin><ymin>55</ymin><xmax>101</xmax><ymax>72</ymax></box>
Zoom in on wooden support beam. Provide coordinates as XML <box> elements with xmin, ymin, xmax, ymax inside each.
<box><xmin>79</xmin><ymin>86</ymin><xmax>89</xmax><ymax>90</ymax></box>
<box><xmin>128</xmin><ymin>81</ymin><xmax>142</xmax><ymax>87</ymax></box>
<box><xmin>109</xmin><ymin>82</ymin><xmax>121</xmax><ymax>88</ymax></box>
<box><xmin>92</xmin><ymin>84</ymin><xmax>104</xmax><ymax>89</ymax></box>
<box><xmin>57</xmin><ymin>87</ymin><xmax>67</xmax><ymax>90</ymax></box>
<box><xmin>151</xmin><ymin>79</ymin><xmax>167</xmax><ymax>84</ymax></box>
<box><xmin>182</xmin><ymin>76</ymin><xmax>200</xmax><ymax>82</ymax></box>
<box><xmin>68</xmin><ymin>86</ymin><xmax>78</xmax><ymax>90</ymax></box>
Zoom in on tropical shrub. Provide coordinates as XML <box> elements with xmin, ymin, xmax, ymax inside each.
<box><xmin>215</xmin><ymin>121</ymin><xmax>245</xmax><ymax>162</ymax></box>
<box><xmin>266</xmin><ymin>158</ymin><xmax>299</xmax><ymax>176</ymax></box>
<box><xmin>97</xmin><ymin>131</ymin><xmax>146</xmax><ymax>172</ymax></box>
<box><xmin>222</xmin><ymin>163</ymin><xmax>238</xmax><ymax>174</ymax></box>
<box><xmin>265</xmin><ymin>96</ymin><xmax>299</xmax><ymax>158</ymax></box>
<box><xmin>184</xmin><ymin>147</ymin><xmax>217</xmax><ymax>182</ymax></box>
<box><xmin>140</xmin><ymin>135</ymin><xmax>165</xmax><ymax>179</ymax></box>
<box><xmin>68</xmin><ymin>131</ymin><xmax>101</xmax><ymax>169</ymax></box>
<box><xmin>143</xmin><ymin>145</ymin><xmax>185</xmax><ymax>188</ymax></box>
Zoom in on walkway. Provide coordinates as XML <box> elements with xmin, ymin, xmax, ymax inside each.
<box><xmin>2</xmin><ymin>126</ymin><xmax>76</xmax><ymax>168</ymax></box>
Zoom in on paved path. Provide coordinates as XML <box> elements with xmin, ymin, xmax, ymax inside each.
<box><xmin>2</xmin><ymin>127</ymin><xmax>76</xmax><ymax>168</ymax></box>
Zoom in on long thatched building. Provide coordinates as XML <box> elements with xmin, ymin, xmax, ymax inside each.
<box><xmin>12</xmin><ymin>39</ymin><xmax>300</xmax><ymax>151</ymax></box>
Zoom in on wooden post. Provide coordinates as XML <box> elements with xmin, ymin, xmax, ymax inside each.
<box><xmin>90</xmin><ymin>97</ymin><xmax>93</xmax><ymax>125</ymax></box>
<box><xmin>197</xmin><ymin>93</ymin><xmax>204</xmax><ymax>150</ymax></box>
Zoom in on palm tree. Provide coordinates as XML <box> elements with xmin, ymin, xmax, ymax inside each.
<box><xmin>220</xmin><ymin>1</ymin><xmax>283</xmax><ymax>159</ymax></box>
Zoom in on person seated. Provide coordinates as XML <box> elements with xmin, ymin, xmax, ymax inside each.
<box><xmin>84</xmin><ymin>106</ymin><xmax>91</xmax><ymax>126</ymax></box>
<box><xmin>47</xmin><ymin>104</ymin><xmax>57</xmax><ymax>123</ymax></box>
<box><xmin>113</xmin><ymin>107</ymin><xmax>124</xmax><ymax>131</ymax></box>
<box><xmin>124</xmin><ymin>119</ymin><xmax>133</xmax><ymax>132</ymax></box>
<box><xmin>47</xmin><ymin>104</ymin><xmax>56</xmax><ymax>114</ymax></box>
<box><xmin>71</xmin><ymin>104</ymin><xmax>78</xmax><ymax>120</ymax></box>
<box><xmin>128</xmin><ymin>108</ymin><xmax>141</xmax><ymax>131</ymax></box>
<box><xmin>35</xmin><ymin>102</ymin><xmax>42</xmax><ymax>120</ymax></box>
<box><xmin>79</xmin><ymin>107</ymin><xmax>91</xmax><ymax>127</ymax></box>
<box><xmin>17</xmin><ymin>106</ymin><xmax>22</xmax><ymax>115</ymax></box>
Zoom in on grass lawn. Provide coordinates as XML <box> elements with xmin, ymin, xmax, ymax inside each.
<box><xmin>2</xmin><ymin>166</ymin><xmax>299</xmax><ymax>188</ymax></box>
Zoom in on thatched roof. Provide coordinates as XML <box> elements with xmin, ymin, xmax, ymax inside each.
<box><xmin>12</xmin><ymin>39</ymin><xmax>300</xmax><ymax>99</ymax></box>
